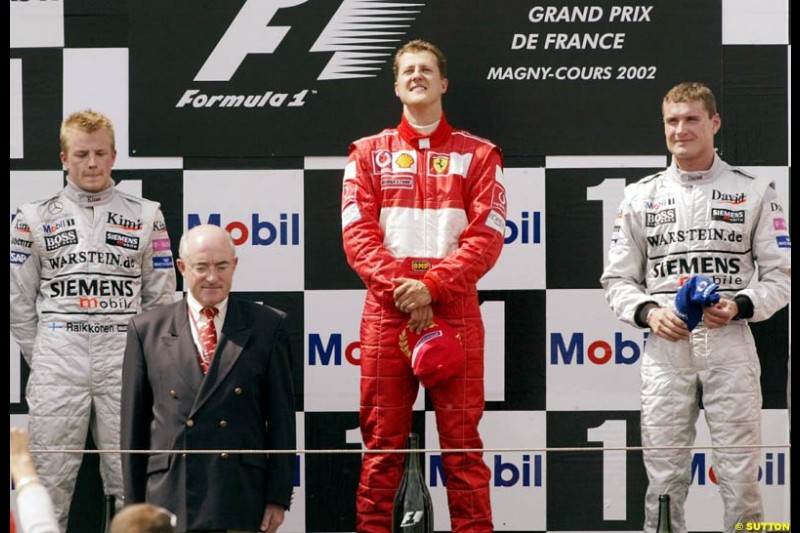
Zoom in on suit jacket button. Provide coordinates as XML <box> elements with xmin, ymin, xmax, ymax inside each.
<box><xmin>169</xmin><ymin>390</ymin><xmax>177</xmax><ymax>398</ymax></box>
<box><xmin>186</xmin><ymin>419</ymin><xmax>194</xmax><ymax>427</ymax></box>
<box><xmin>234</xmin><ymin>387</ymin><xmax>243</xmax><ymax>395</ymax></box>
<box><xmin>220</xmin><ymin>452</ymin><xmax>229</xmax><ymax>460</ymax></box>
<box><xmin>219</xmin><ymin>420</ymin><xmax>228</xmax><ymax>428</ymax></box>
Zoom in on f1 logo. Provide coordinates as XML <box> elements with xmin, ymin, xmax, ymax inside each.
<box><xmin>195</xmin><ymin>0</ymin><xmax>307</xmax><ymax>82</ymax></box>
<box><xmin>195</xmin><ymin>0</ymin><xmax>424</xmax><ymax>82</ymax></box>
<box><xmin>399</xmin><ymin>510</ymin><xmax>423</xmax><ymax>527</ymax></box>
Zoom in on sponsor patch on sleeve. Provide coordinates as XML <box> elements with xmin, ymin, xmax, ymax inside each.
<box><xmin>11</xmin><ymin>237</ymin><xmax>33</xmax><ymax>249</ymax></box>
<box><xmin>152</xmin><ymin>238</ymin><xmax>171</xmax><ymax>252</ymax></box>
<box><xmin>776</xmin><ymin>235</ymin><xmax>791</xmax><ymax>248</ymax></box>
<box><xmin>485</xmin><ymin>209</ymin><xmax>506</xmax><ymax>235</ymax></box>
<box><xmin>10</xmin><ymin>251</ymin><xmax>31</xmax><ymax>264</ymax></box>
<box><xmin>342</xmin><ymin>203</ymin><xmax>361</xmax><ymax>229</ymax></box>
<box><xmin>342</xmin><ymin>180</ymin><xmax>357</xmax><ymax>205</ymax></box>
<box><xmin>494</xmin><ymin>165</ymin><xmax>505</xmax><ymax>186</ymax></box>
<box><xmin>773</xmin><ymin>218</ymin><xmax>787</xmax><ymax>231</ymax></box>
<box><xmin>13</xmin><ymin>219</ymin><xmax>30</xmax><ymax>232</ymax></box>
<box><xmin>491</xmin><ymin>184</ymin><xmax>507</xmax><ymax>216</ymax></box>
<box><xmin>152</xmin><ymin>256</ymin><xmax>175</xmax><ymax>269</ymax></box>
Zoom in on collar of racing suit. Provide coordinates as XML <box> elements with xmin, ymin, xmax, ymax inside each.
<box><xmin>668</xmin><ymin>153</ymin><xmax>724</xmax><ymax>186</ymax></box>
<box><xmin>397</xmin><ymin>113</ymin><xmax>453</xmax><ymax>149</ymax></box>
<box><xmin>63</xmin><ymin>177</ymin><xmax>116</xmax><ymax>207</ymax></box>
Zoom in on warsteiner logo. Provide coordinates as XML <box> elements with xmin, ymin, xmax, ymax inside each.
<box><xmin>194</xmin><ymin>0</ymin><xmax>424</xmax><ymax>83</ymax></box>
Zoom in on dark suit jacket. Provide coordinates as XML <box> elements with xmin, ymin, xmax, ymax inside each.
<box><xmin>121</xmin><ymin>296</ymin><xmax>295</xmax><ymax>532</ymax></box>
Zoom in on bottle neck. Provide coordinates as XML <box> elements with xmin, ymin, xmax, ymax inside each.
<box><xmin>102</xmin><ymin>494</ymin><xmax>116</xmax><ymax>531</ymax></box>
<box><xmin>656</xmin><ymin>496</ymin><xmax>671</xmax><ymax>532</ymax></box>
<box><xmin>405</xmin><ymin>434</ymin><xmax>422</xmax><ymax>475</ymax></box>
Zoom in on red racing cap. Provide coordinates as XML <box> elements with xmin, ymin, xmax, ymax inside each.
<box><xmin>398</xmin><ymin>319</ymin><xmax>466</xmax><ymax>388</ymax></box>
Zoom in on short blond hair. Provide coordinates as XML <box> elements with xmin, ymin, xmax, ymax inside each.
<box><xmin>110</xmin><ymin>503</ymin><xmax>176</xmax><ymax>533</ymax></box>
<box><xmin>663</xmin><ymin>82</ymin><xmax>717</xmax><ymax>117</ymax></box>
<box><xmin>393</xmin><ymin>39</ymin><xmax>447</xmax><ymax>79</ymax></box>
<box><xmin>60</xmin><ymin>109</ymin><xmax>116</xmax><ymax>153</ymax></box>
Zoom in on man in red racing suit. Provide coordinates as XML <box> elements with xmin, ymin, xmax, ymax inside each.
<box><xmin>341</xmin><ymin>40</ymin><xmax>506</xmax><ymax>533</ymax></box>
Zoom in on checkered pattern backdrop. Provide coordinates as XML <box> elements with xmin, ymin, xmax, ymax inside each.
<box><xmin>10</xmin><ymin>1</ymin><xmax>790</xmax><ymax>531</ymax></box>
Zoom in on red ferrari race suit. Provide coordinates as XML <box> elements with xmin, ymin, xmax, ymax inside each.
<box><xmin>341</xmin><ymin>114</ymin><xmax>506</xmax><ymax>532</ymax></box>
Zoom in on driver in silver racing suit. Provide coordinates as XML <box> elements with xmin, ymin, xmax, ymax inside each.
<box><xmin>10</xmin><ymin>110</ymin><xmax>176</xmax><ymax>530</ymax></box>
<box><xmin>602</xmin><ymin>155</ymin><xmax>790</xmax><ymax>532</ymax></box>
<box><xmin>601</xmin><ymin>83</ymin><xmax>790</xmax><ymax>533</ymax></box>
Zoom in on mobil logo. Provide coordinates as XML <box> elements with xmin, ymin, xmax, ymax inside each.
<box><xmin>505</xmin><ymin>210</ymin><xmax>542</xmax><ymax>245</ymax></box>
<box><xmin>550</xmin><ymin>331</ymin><xmax>648</xmax><ymax>365</ymax></box>
<box><xmin>308</xmin><ymin>333</ymin><xmax>360</xmax><ymax>366</ymax></box>
<box><xmin>430</xmin><ymin>454</ymin><xmax>542</xmax><ymax>488</ymax></box>
<box><xmin>691</xmin><ymin>451</ymin><xmax>786</xmax><ymax>486</ymax></box>
<box><xmin>187</xmin><ymin>213</ymin><xmax>300</xmax><ymax>246</ymax></box>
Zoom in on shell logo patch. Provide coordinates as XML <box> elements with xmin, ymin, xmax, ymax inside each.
<box><xmin>395</xmin><ymin>153</ymin><xmax>414</xmax><ymax>168</ymax></box>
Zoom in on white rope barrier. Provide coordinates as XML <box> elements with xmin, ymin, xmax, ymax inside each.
<box><xmin>30</xmin><ymin>443</ymin><xmax>791</xmax><ymax>455</ymax></box>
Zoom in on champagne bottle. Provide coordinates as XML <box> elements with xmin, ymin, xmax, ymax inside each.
<box><xmin>100</xmin><ymin>494</ymin><xmax>116</xmax><ymax>533</ymax></box>
<box><xmin>391</xmin><ymin>433</ymin><xmax>433</xmax><ymax>533</ymax></box>
<box><xmin>655</xmin><ymin>493</ymin><xmax>673</xmax><ymax>533</ymax></box>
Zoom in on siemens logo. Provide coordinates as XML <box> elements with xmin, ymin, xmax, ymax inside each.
<box><xmin>430</xmin><ymin>454</ymin><xmax>542</xmax><ymax>488</ymax></box>
<box><xmin>308</xmin><ymin>333</ymin><xmax>360</xmax><ymax>366</ymax></box>
<box><xmin>550</xmin><ymin>331</ymin><xmax>647</xmax><ymax>365</ymax></box>
<box><xmin>187</xmin><ymin>213</ymin><xmax>300</xmax><ymax>246</ymax></box>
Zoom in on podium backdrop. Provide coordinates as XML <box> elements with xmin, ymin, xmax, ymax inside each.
<box><xmin>11</xmin><ymin>1</ymin><xmax>790</xmax><ymax>531</ymax></box>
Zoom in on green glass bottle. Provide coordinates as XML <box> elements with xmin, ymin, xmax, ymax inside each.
<box><xmin>100</xmin><ymin>494</ymin><xmax>116</xmax><ymax>533</ymax></box>
<box><xmin>655</xmin><ymin>493</ymin><xmax>673</xmax><ymax>533</ymax></box>
<box><xmin>391</xmin><ymin>433</ymin><xmax>433</xmax><ymax>533</ymax></box>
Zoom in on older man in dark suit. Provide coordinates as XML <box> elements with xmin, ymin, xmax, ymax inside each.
<box><xmin>121</xmin><ymin>224</ymin><xmax>295</xmax><ymax>533</ymax></box>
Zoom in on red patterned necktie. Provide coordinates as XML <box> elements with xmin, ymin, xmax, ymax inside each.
<box><xmin>198</xmin><ymin>307</ymin><xmax>219</xmax><ymax>374</ymax></box>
